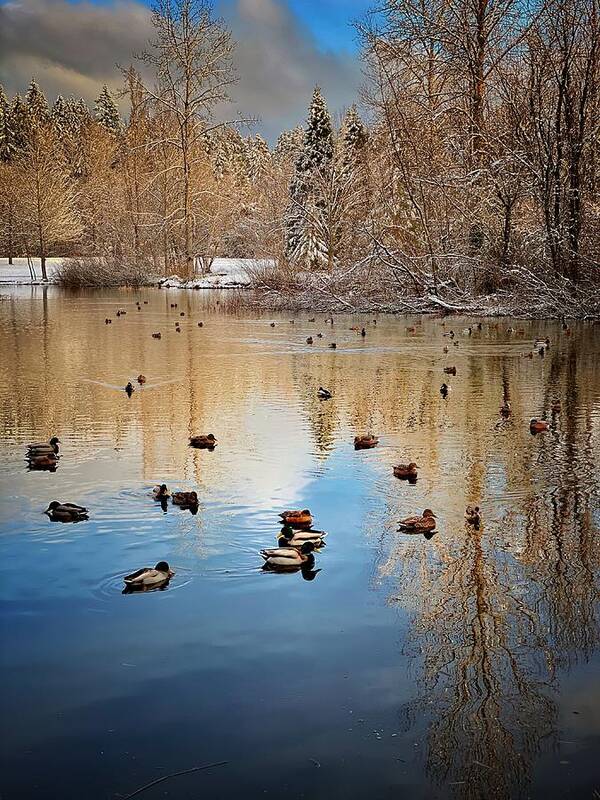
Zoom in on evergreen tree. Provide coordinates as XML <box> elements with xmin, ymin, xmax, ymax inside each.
<box><xmin>10</xmin><ymin>94</ymin><xmax>29</xmax><ymax>154</ymax></box>
<box><xmin>0</xmin><ymin>85</ymin><xmax>15</xmax><ymax>162</ymax></box>
<box><xmin>25</xmin><ymin>78</ymin><xmax>50</xmax><ymax>124</ymax></box>
<box><xmin>51</xmin><ymin>95</ymin><xmax>68</xmax><ymax>134</ymax></box>
<box><xmin>274</xmin><ymin>126</ymin><xmax>304</xmax><ymax>168</ymax></box>
<box><xmin>245</xmin><ymin>134</ymin><xmax>271</xmax><ymax>182</ymax></box>
<box><xmin>285</xmin><ymin>87</ymin><xmax>335</xmax><ymax>269</ymax></box>
<box><xmin>338</xmin><ymin>105</ymin><xmax>367</xmax><ymax>172</ymax></box>
<box><xmin>94</xmin><ymin>85</ymin><xmax>121</xmax><ymax>134</ymax></box>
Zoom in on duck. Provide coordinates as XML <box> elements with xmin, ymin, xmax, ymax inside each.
<box><xmin>189</xmin><ymin>434</ymin><xmax>217</xmax><ymax>449</ymax></box>
<box><xmin>180</xmin><ymin>312</ymin><xmax>185</xmax><ymax>317</ymax></box>
<box><xmin>105</xmin><ymin>318</ymin><xmax>112</xmax><ymax>324</ymax></box>
<box><xmin>317</xmin><ymin>387</ymin><xmax>332</xmax><ymax>399</ymax></box>
<box><xmin>278</xmin><ymin>524</ymin><xmax>327</xmax><ymax>547</ymax></box>
<box><xmin>152</xmin><ymin>484</ymin><xmax>170</xmax><ymax>500</ymax></box>
<box><xmin>462</xmin><ymin>327</ymin><xmax>472</xmax><ymax>336</ymax></box>
<box><xmin>325</xmin><ymin>317</ymin><xmax>334</xmax><ymax>325</ymax></box>
<box><xmin>123</xmin><ymin>561</ymin><xmax>175</xmax><ymax>587</ymax></box>
<box><xmin>308</xmin><ymin>317</ymin><xmax>316</xmax><ymax>322</ymax></box>
<box><xmin>306</xmin><ymin>336</ymin><xmax>313</xmax><ymax>344</ymax></box>
<box><xmin>361</xmin><ymin>328</ymin><xmax>366</xmax><ymax>337</ymax></box>
<box><xmin>500</xmin><ymin>401</ymin><xmax>511</xmax><ymax>417</ymax></box>
<box><xmin>440</xmin><ymin>383</ymin><xmax>450</xmax><ymax>398</ymax></box>
<box><xmin>28</xmin><ymin>453</ymin><xmax>59</xmax><ymax>469</ymax></box>
<box><xmin>443</xmin><ymin>346</ymin><xmax>449</xmax><ymax>354</ymax></box>
<box><xmin>354</xmin><ymin>434</ymin><xmax>379</xmax><ymax>450</ymax></box>
<box><xmin>393</xmin><ymin>462</ymin><xmax>419</xmax><ymax>480</ymax></box>
<box><xmin>406</xmin><ymin>326</ymin><xmax>416</xmax><ymax>333</ymax></box>
<box><xmin>137</xmin><ymin>374</ymin><xmax>147</xmax><ymax>385</ymax></box>
<box><xmin>535</xmin><ymin>338</ymin><xmax>550</xmax><ymax>350</ymax></box>
<box><xmin>198</xmin><ymin>321</ymin><xmax>204</xmax><ymax>327</ymax></box>
<box><xmin>398</xmin><ymin>509</ymin><xmax>437</xmax><ymax>532</ymax></box>
<box><xmin>172</xmin><ymin>491</ymin><xmax>199</xmax><ymax>507</ymax></box>
<box><xmin>279</xmin><ymin>509</ymin><xmax>313</xmax><ymax>528</ymax></box>
<box><xmin>530</xmin><ymin>418</ymin><xmax>550</xmax><ymax>433</ymax></box>
<box><xmin>152</xmin><ymin>332</ymin><xmax>162</xmax><ymax>339</ymax></box>
<box><xmin>329</xmin><ymin>342</ymin><xmax>337</xmax><ymax>349</ymax></box>
<box><xmin>270</xmin><ymin>322</ymin><xmax>275</xmax><ymax>327</ymax></box>
<box><xmin>45</xmin><ymin>501</ymin><xmax>88</xmax><ymax>522</ymax></box>
<box><xmin>27</xmin><ymin>436</ymin><xmax>60</xmax><ymax>454</ymax></box>
<box><xmin>465</xmin><ymin>505</ymin><xmax>481</xmax><ymax>525</ymax></box>
<box><xmin>443</xmin><ymin>330</ymin><xmax>455</xmax><ymax>338</ymax></box>
<box><xmin>443</xmin><ymin>366</ymin><xmax>456</xmax><ymax>375</ymax></box>
<box><xmin>260</xmin><ymin>541</ymin><xmax>315</xmax><ymax>569</ymax></box>
<box><xmin>316</xmin><ymin>333</ymin><xmax>323</xmax><ymax>338</ymax></box>
<box><xmin>125</xmin><ymin>382</ymin><xmax>134</xmax><ymax>396</ymax></box>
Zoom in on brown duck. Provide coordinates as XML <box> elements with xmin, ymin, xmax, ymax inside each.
<box><xmin>354</xmin><ymin>435</ymin><xmax>379</xmax><ymax>450</ymax></box>
<box><xmin>189</xmin><ymin>434</ymin><xmax>217</xmax><ymax>449</ymax></box>
<box><xmin>398</xmin><ymin>509</ymin><xmax>436</xmax><ymax>533</ymax></box>
<box><xmin>393</xmin><ymin>462</ymin><xmax>419</xmax><ymax>480</ymax></box>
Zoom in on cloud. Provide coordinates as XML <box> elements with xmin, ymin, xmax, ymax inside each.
<box><xmin>0</xmin><ymin>0</ymin><xmax>362</xmax><ymax>141</ymax></box>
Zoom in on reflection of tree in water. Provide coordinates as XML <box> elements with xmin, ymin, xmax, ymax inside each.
<box><xmin>385</xmin><ymin>343</ymin><xmax>599</xmax><ymax>800</ymax></box>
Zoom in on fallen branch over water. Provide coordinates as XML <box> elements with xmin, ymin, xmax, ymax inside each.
<box><xmin>117</xmin><ymin>760</ymin><xmax>228</xmax><ymax>799</ymax></box>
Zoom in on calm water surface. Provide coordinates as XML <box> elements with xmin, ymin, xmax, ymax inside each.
<box><xmin>0</xmin><ymin>287</ymin><xmax>599</xmax><ymax>800</ymax></box>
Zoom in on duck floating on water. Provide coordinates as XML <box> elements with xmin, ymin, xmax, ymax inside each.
<box><xmin>137</xmin><ymin>374</ymin><xmax>147</xmax><ymax>385</ymax></box>
<box><xmin>278</xmin><ymin>524</ymin><xmax>326</xmax><ymax>548</ymax></box>
<box><xmin>354</xmin><ymin>434</ymin><xmax>379</xmax><ymax>450</ymax></box>
<box><xmin>465</xmin><ymin>505</ymin><xmax>481</xmax><ymax>526</ymax></box>
<box><xmin>398</xmin><ymin>509</ymin><xmax>436</xmax><ymax>533</ymax></box>
<box><xmin>318</xmin><ymin>387</ymin><xmax>332</xmax><ymax>400</ymax></box>
<box><xmin>260</xmin><ymin>541</ymin><xmax>315</xmax><ymax>570</ymax></box>
<box><xmin>45</xmin><ymin>501</ymin><xmax>88</xmax><ymax>522</ymax></box>
<box><xmin>306</xmin><ymin>336</ymin><xmax>313</xmax><ymax>344</ymax></box>
<box><xmin>440</xmin><ymin>383</ymin><xmax>450</xmax><ymax>398</ymax></box>
<box><xmin>393</xmin><ymin>462</ymin><xmax>419</xmax><ymax>480</ymax></box>
<box><xmin>172</xmin><ymin>491</ymin><xmax>199</xmax><ymax>507</ymax></box>
<box><xmin>123</xmin><ymin>561</ymin><xmax>175</xmax><ymax>588</ymax></box>
<box><xmin>125</xmin><ymin>382</ymin><xmax>134</xmax><ymax>397</ymax></box>
<box><xmin>27</xmin><ymin>437</ymin><xmax>60</xmax><ymax>455</ymax></box>
<box><xmin>279</xmin><ymin>509</ymin><xmax>313</xmax><ymax>528</ymax></box>
<box><xmin>189</xmin><ymin>434</ymin><xmax>217</xmax><ymax>449</ymax></box>
<box><xmin>443</xmin><ymin>366</ymin><xmax>456</xmax><ymax>375</ymax></box>
<box><xmin>152</xmin><ymin>484</ymin><xmax>170</xmax><ymax>500</ymax></box>
<box><xmin>530</xmin><ymin>418</ymin><xmax>550</xmax><ymax>433</ymax></box>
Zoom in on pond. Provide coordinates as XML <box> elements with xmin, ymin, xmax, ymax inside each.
<box><xmin>0</xmin><ymin>286</ymin><xmax>598</xmax><ymax>800</ymax></box>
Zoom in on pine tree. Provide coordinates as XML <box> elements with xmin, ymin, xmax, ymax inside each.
<box><xmin>245</xmin><ymin>134</ymin><xmax>271</xmax><ymax>182</ymax></box>
<box><xmin>285</xmin><ymin>87</ymin><xmax>335</xmax><ymax>269</ymax></box>
<box><xmin>0</xmin><ymin>85</ymin><xmax>15</xmax><ymax>162</ymax></box>
<box><xmin>51</xmin><ymin>95</ymin><xmax>68</xmax><ymax>135</ymax></box>
<box><xmin>94</xmin><ymin>85</ymin><xmax>121</xmax><ymax>134</ymax></box>
<box><xmin>10</xmin><ymin>94</ymin><xmax>29</xmax><ymax>154</ymax></box>
<box><xmin>338</xmin><ymin>105</ymin><xmax>367</xmax><ymax>172</ymax></box>
<box><xmin>274</xmin><ymin>126</ymin><xmax>304</xmax><ymax>168</ymax></box>
<box><xmin>25</xmin><ymin>78</ymin><xmax>50</xmax><ymax>125</ymax></box>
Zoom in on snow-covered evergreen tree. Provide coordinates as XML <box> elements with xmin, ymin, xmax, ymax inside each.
<box><xmin>274</xmin><ymin>126</ymin><xmax>304</xmax><ymax>168</ymax></box>
<box><xmin>25</xmin><ymin>78</ymin><xmax>50</xmax><ymax>124</ymax></box>
<box><xmin>338</xmin><ymin>105</ymin><xmax>367</xmax><ymax>172</ymax></box>
<box><xmin>94</xmin><ymin>85</ymin><xmax>121</xmax><ymax>134</ymax></box>
<box><xmin>285</xmin><ymin>87</ymin><xmax>335</xmax><ymax>269</ymax></box>
<box><xmin>245</xmin><ymin>134</ymin><xmax>271</xmax><ymax>183</ymax></box>
<box><xmin>0</xmin><ymin>85</ymin><xmax>15</xmax><ymax>162</ymax></box>
<box><xmin>10</xmin><ymin>94</ymin><xmax>29</xmax><ymax>153</ymax></box>
<box><xmin>51</xmin><ymin>95</ymin><xmax>69</xmax><ymax>135</ymax></box>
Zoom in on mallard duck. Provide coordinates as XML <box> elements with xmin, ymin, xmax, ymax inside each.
<box><xmin>28</xmin><ymin>453</ymin><xmax>59</xmax><ymax>469</ymax></box>
<box><xmin>137</xmin><ymin>374</ymin><xmax>147</xmax><ymax>385</ymax></box>
<box><xmin>172</xmin><ymin>491</ymin><xmax>198</xmax><ymax>507</ymax></box>
<box><xmin>180</xmin><ymin>312</ymin><xmax>185</xmax><ymax>317</ymax></box>
<box><xmin>152</xmin><ymin>332</ymin><xmax>162</xmax><ymax>339</ymax></box>
<box><xmin>125</xmin><ymin>382</ymin><xmax>134</xmax><ymax>396</ymax></box>
<box><xmin>189</xmin><ymin>434</ymin><xmax>217</xmax><ymax>449</ymax></box>
<box><xmin>443</xmin><ymin>366</ymin><xmax>456</xmax><ymax>375</ymax></box>
<box><xmin>306</xmin><ymin>336</ymin><xmax>313</xmax><ymax>344</ymax></box>
<box><xmin>398</xmin><ymin>509</ymin><xmax>436</xmax><ymax>531</ymax></box>
<box><xmin>318</xmin><ymin>387</ymin><xmax>332</xmax><ymax>399</ymax></box>
<box><xmin>393</xmin><ymin>462</ymin><xmax>419</xmax><ymax>480</ymax></box>
<box><xmin>105</xmin><ymin>318</ymin><xmax>112</xmax><ymax>324</ymax></box>
<box><xmin>198</xmin><ymin>321</ymin><xmax>204</xmax><ymax>327</ymax></box>
<box><xmin>361</xmin><ymin>328</ymin><xmax>366</xmax><ymax>337</ymax></box>
<box><xmin>329</xmin><ymin>342</ymin><xmax>337</xmax><ymax>349</ymax></box>
<box><xmin>530</xmin><ymin>418</ymin><xmax>550</xmax><ymax>432</ymax></box>
<box><xmin>270</xmin><ymin>322</ymin><xmax>275</xmax><ymax>327</ymax></box>
<box><xmin>279</xmin><ymin>524</ymin><xmax>327</xmax><ymax>546</ymax></box>
<box><xmin>152</xmin><ymin>484</ymin><xmax>170</xmax><ymax>500</ymax></box>
<box><xmin>465</xmin><ymin>505</ymin><xmax>481</xmax><ymax>525</ymax></box>
<box><xmin>354</xmin><ymin>434</ymin><xmax>379</xmax><ymax>449</ymax></box>
<box><xmin>440</xmin><ymin>383</ymin><xmax>450</xmax><ymax>398</ymax></box>
<box><xmin>279</xmin><ymin>509</ymin><xmax>312</xmax><ymax>528</ymax></box>
<box><xmin>45</xmin><ymin>501</ymin><xmax>88</xmax><ymax>522</ymax></box>
<box><xmin>124</xmin><ymin>561</ymin><xmax>175</xmax><ymax>587</ymax></box>
<box><xmin>260</xmin><ymin>541</ymin><xmax>315</xmax><ymax>569</ymax></box>
<box><xmin>27</xmin><ymin>436</ymin><xmax>60</xmax><ymax>454</ymax></box>
<box><xmin>535</xmin><ymin>338</ymin><xmax>550</xmax><ymax>350</ymax></box>
<box><xmin>500</xmin><ymin>401</ymin><xmax>511</xmax><ymax>417</ymax></box>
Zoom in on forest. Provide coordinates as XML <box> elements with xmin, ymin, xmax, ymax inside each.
<box><xmin>0</xmin><ymin>0</ymin><xmax>598</xmax><ymax>317</ymax></box>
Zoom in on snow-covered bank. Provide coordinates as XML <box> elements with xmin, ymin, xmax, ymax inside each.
<box><xmin>0</xmin><ymin>257</ymin><xmax>271</xmax><ymax>288</ymax></box>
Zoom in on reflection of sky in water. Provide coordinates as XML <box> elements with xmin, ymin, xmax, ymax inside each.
<box><xmin>0</xmin><ymin>287</ymin><xmax>599</xmax><ymax>800</ymax></box>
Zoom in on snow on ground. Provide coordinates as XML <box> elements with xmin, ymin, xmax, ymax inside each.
<box><xmin>0</xmin><ymin>257</ymin><xmax>273</xmax><ymax>287</ymax></box>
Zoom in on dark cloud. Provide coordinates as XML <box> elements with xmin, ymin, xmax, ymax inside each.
<box><xmin>0</xmin><ymin>0</ymin><xmax>361</xmax><ymax>141</ymax></box>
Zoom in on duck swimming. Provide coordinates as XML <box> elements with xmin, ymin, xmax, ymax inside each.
<box><xmin>318</xmin><ymin>387</ymin><xmax>332</xmax><ymax>399</ymax></box>
<box><xmin>393</xmin><ymin>462</ymin><xmax>419</xmax><ymax>480</ymax></box>
<box><xmin>125</xmin><ymin>382</ymin><xmax>134</xmax><ymax>397</ymax></box>
<box><xmin>279</xmin><ymin>509</ymin><xmax>313</xmax><ymax>528</ymax></box>
<box><xmin>27</xmin><ymin>436</ymin><xmax>60</xmax><ymax>455</ymax></box>
<box><xmin>260</xmin><ymin>541</ymin><xmax>315</xmax><ymax>570</ymax></box>
<box><xmin>152</xmin><ymin>484</ymin><xmax>170</xmax><ymax>500</ymax></box>
<box><xmin>440</xmin><ymin>383</ymin><xmax>450</xmax><ymax>398</ymax></box>
<box><xmin>354</xmin><ymin>434</ymin><xmax>379</xmax><ymax>449</ymax></box>
<box><xmin>45</xmin><ymin>501</ymin><xmax>88</xmax><ymax>522</ymax></box>
<box><xmin>398</xmin><ymin>509</ymin><xmax>436</xmax><ymax>532</ymax></box>
<box><xmin>189</xmin><ymin>434</ymin><xmax>217</xmax><ymax>449</ymax></box>
<box><xmin>279</xmin><ymin>524</ymin><xmax>327</xmax><ymax>547</ymax></box>
<box><xmin>530</xmin><ymin>418</ymin><xmax>550</xmax><ymax>433</ymax></box>
<box><xmin>137</xmin><ymin>374</ymin><xmax>147</xmax><ymax>385</ymax></box>
<box><xmin>172</xmin><ymin>491</ymin><xmax>198</xmax><ymax>507</ymax></box>
<box><xmin>443</xmin><ymin>366</ymin><xmax>456</xmax><ymax>375</ymax></box>
<box><xmin>123</xmin><ymin>561</ymin><xmax>175</xmax><ymax>587</ymax></box>
<box><xmin>465</xmin><ymin>505</ymin><xmax>481</xmax><ymax>526</ymax></box>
